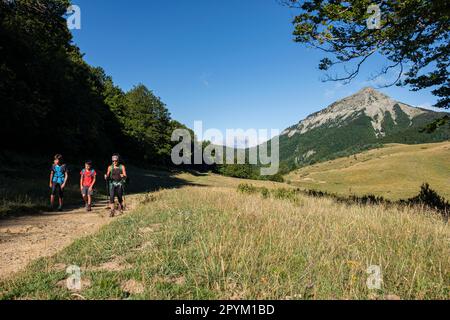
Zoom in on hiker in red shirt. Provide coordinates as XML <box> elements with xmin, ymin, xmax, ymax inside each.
<box><xmin>80</xmin><ymin>160</ymin><xmax>97</xmax><ymax>212</ymax></box>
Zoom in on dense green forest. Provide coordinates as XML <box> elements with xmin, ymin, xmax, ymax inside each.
<box><xmin>0</xmin><ymin>0</ymin><xmax>187</xmax><ymax>165</ymax></box>
<box><xmin>0</xmin><ymin>0</ymin><xmax>280</xmax><ymax>180</ymax></box>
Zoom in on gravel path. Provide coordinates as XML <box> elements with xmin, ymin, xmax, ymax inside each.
<box><xmin>0</xmin><ymin>199</ymin><xmax>135</xmax><ymax>280</ymax></box>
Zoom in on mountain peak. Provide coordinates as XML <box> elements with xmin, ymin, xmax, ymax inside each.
<box><xmin>358</xmin><ymin>86</ymin><xmax>377</xmax><ymax>94</ymax></box>
<box><xmin>342</xmin><ymin>86</ymin><xmax>391</xmax><ymax>106</ymax></box>
<box><xmin>283</xmin><ymin>88</ymin><xmax>427</xmax><ymax>138</ymax></box>
<box><xmin>354</xmin><ymin>87</ymin><xmax>390</xmax><ymax>100</ymax></box>
<box><xmin>358</xmin><ymin>86</ymin><xmax>378</xmax><ymax>94</ymax></box>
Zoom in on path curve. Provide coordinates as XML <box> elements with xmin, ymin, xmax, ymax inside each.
<box><xmin>0</xmin><ymin>199</ymin><xmax>135</xmax><ymax>280</ymax></box>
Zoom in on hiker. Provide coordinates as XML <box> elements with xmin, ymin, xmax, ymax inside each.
<box><xmin>105</xmin><ymin>154</ymin><xmax>127</xmax><ymax>217</ymax></box>
<box><xmin>49</xmin><ymin>154</ymin><xmax>68</xmax><ymax>211</ymax></box>
<box><xmin>80</xmin><ymin>160</ymin><xmax>97</xmax><ymax>212</ymax></box>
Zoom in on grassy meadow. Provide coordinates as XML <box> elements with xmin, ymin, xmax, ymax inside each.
<box><xmin>285</xmin><ymin>142</ymin><xmax>450</xmax><ymax>200</ymax></box>
<box><xmin>1</xmin><ymin>173</ymin><xmax>448</xmax><ymax>300</ymax></box>
<box><xmin>1</xmin><ymin>143</ymin><xmax>449</xmax><ymax>300</ymax></box>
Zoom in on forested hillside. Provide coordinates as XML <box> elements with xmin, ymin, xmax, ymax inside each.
<box><xmin>0</xmin><ymin>0</ymin><xmax>185</xmax><ymax>165</ymax></box>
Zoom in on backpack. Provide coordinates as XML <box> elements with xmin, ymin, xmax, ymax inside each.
<box><xmin>52</xmin><ymin>164</ymin><xmax>67</xmax><ymax>183</ymax></box>
<box><xmin>52</xmin><ymin>164</ymin><xmax>67</xmax><ymax>173</ymax></box>
<box><xmin>108</xmin><ymin>164</ymin><xmax>129</xmax><ymax>184</ymax></box>
<box><xmin>81</xmin><ymin>169</ymin><xmax>96</xmax><ymax>178</ymax></box>
<box><xmin>109</xmin><ymin>164</ymin><xmax>123</xmax><ymax>178</ymax></box>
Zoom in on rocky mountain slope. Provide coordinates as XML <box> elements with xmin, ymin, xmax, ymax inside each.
<box><xmin>277</xmin><ymin>87</ymin><xmax>450</xmax><ymax>171</ymax></box>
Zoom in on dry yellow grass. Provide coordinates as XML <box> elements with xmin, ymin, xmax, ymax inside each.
<box><xmin>139</xmin><ymin>186</ymin><xmax>449</xmax><ymax>299</ymax></box>
<box><xmin>176</xmin><ymin>171</ymin><xmax>288</xmax><ymax>189</ymax></box>
<box><xmin>3</xmin><ymin>175</ymin><xmax>447</xmax><ymax>300</ymax></box>
<box><xmin>285</xmin><ymin>141</ymin><xmax>450</xmax><ymax>200</ymax></box>
<box><xmin>0</xmin><ymin>170</ymin><xmax>450</xmax><ymax>299</ymax></box>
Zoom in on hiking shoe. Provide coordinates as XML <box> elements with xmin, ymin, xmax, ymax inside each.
<box><xmin>87</xmin><ymin>205</ymin><xmax>92</xmax><ymax>212</ymax></box>
<box><xmin>58</xmin><ymin>206</ymin><xmax>63</xmax><ymax>212</ymax></box>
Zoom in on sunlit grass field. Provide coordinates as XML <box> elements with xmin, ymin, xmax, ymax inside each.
<box><xmin>285</xmin><ymin>141</ymin><xmax>450</xmax><ymax>200</ymax></box>
<box><xmin>1</xmin><ymin>179</ymin><xmax>448</xmax><ymax>300</ymax></box>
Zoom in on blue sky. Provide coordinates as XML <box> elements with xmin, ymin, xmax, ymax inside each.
<box><xmin>71</xmin><ymin>0</ymin><xmax>438</xmax><ymax>146</ymax></box>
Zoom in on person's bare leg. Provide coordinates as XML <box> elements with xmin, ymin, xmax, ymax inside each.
<box><xmin>50</xmin><ymin>195</ymin><xmax>55</xmax><ymax>209</ymax></box>
<box><xmin>82</xmin><ymin>194</ymin><xmax>87</xmax><ymax>210</ymax></box>
<box><xmin>87</xmin><ymin>195</ymin><xmax>92</xmax><ymax>211</ymax></box>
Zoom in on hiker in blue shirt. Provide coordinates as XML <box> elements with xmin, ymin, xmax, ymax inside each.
<box><xmin>49</xmin><ymin>154</ymin><xmax>69</xmax><ymax>211</ymax></box>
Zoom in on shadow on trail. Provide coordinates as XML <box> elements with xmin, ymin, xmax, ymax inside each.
<box><xmin>124</xmin><ymin>168</ymin><xmax>201</xmax><ymax>194</ymax></box>
<box><xmin>0</xmin><ymin>167</ymin><xmax>202</xmax><ymax>221</ymax></box>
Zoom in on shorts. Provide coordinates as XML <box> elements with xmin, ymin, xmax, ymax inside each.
<box><xmin>51</xmin><ymin>183</ymin><xmax>64</xmax><ymax>198</ymax></box>
<box><xmin>81</xmin><ymin>186</ymin><xmax>94</xmax><ymax>196</ymax></box>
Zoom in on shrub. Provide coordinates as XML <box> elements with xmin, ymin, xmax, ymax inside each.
<box><xmin>237</xmin><ymin>183</ymin><xmax>259</xmax><ymax>195</ymax></box>
<box><xmin>405</xmin><ymin>183</ymin><xmax>450</xmax><ymax>218</ymax></box>
<box><xmin>237</xmin><ymin>183</ymin><xmax>449</xmax><ymax>219</ymax></box>
<box><xmin>272</xmin><ymin>188</ymin><xmax>297</xmax><ymax>201</ymax></box>
<box><xmin>260</xmin><ymin>187</ymin><xmax>270</xmax><ymax>199</ymax></box>
<box><xmin>265</xmin><ymin>173</ymin><xmax>285</xmax><ymax>183</ymax></box>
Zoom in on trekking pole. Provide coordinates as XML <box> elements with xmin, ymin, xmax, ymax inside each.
<box><xmin>122</xmin><ymin>181</ymin><xmax>126</xmax><ymax>211</ymax></box>
<box><xmin>105</xmin><ymin>177</ymin><xmax>110</xmax><ymax>207</ymax></box>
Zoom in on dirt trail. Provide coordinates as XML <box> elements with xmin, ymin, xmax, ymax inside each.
<box><xmin>0</xmin><ymin>199</ymin><xmax>136</xmax><ymax>280</ymax></box>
